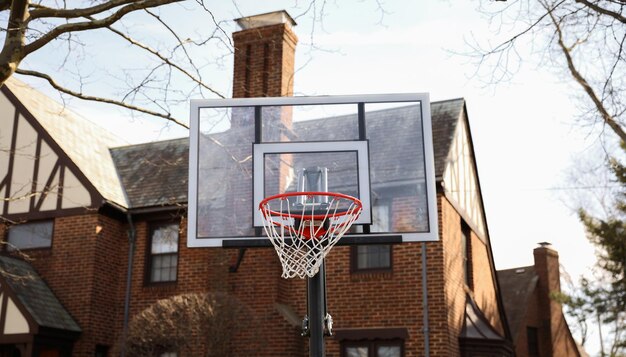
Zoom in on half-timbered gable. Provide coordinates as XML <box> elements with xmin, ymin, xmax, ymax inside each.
<box><xmin>434</xmin><ymin>100</ymin><xmax>487</xmax><ymax>240</ymax></box>
<box><xmin>0</xmin><ymin>78</ymin><xmax>126</xmax><ymax>221</ymax></box>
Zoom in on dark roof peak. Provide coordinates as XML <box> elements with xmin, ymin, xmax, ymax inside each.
<box><xmin>497</xmin><ymin>265</ymin><xmax>538</xmax><ymax>338</ymax></box>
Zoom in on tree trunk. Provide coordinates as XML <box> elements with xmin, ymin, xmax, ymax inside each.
<box><xmin>0</xmin><ymin>0</ymin><xmax>29</xmax><ymax>87</ymax></box>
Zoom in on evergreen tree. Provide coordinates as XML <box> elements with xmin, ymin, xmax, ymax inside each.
<box><xmin>569</xmin><ymin>148</ymin><xmax>626</xmax><ymax>356</ymax></box>
<box><xmin>579</xmin><ymin>153</ymin><xmax>626</xmax><ymax>310</ymax></box>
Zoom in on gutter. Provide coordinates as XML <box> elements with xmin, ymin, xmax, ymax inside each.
<box><xmin>421</xmin><ymin>242</ymin><xmax>430</xmax><ymax>357</ymax></box>
<box><xmin>120</xmin><ymin>212</ymin><xmax>136</xmax><ymax>357</ymax></box>
<box><xmin>101</xmin><ymin>196</ymin><xmax>136</xmax><ymax>357</ymax></box>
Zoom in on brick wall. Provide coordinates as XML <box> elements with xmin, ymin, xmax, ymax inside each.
<box><xmin>439</xmin><ymin>194</ymin><xmax>463</xmax><ymax>356</ymax></box>
<box><xmin>471</xmin><ymin>231</ymin><xmax>505</xmax><ymax>335</ymax></box>
<box><xmin>10</xmin><ymin>214</ymin><xmax>127</xmax><ymax>355</ymax></box>
<box><xmin>2</xmin><ymin>193</ymin><xmax>509</xmax><ymax>356</ymax></box>
<box><xmin>80</xmin><ymin>191</ymin><xmax>505</xmax><ymax>357</ymax></box>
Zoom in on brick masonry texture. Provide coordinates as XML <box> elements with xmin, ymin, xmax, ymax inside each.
<box><xmin>0</xmin><ymin>191</ymin><xmax>507</xmax><ymax>356</ymax></box>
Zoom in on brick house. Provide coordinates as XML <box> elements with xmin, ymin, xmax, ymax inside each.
<box><xmin>0</xmin><ymin>10</ymin><xmax>579</xmax><ymax>357</ymax></box>
<box><xmin>497</xmin><ymin>244</ymin><xmax>584</xmax><ymax>357</ymax></box>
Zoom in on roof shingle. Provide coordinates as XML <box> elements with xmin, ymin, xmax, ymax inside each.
<box><xmin>0</xmin><ymin>256</ymin><xmax>81</xmax><ymax>332</ymax></box>
<box><xmin>110</xmin><ymin>138</ymin><xmax>189</xmax><ymax>208</ymax></box>
<box><xmin>496</xmin><ymin>266</ymin><xmax>538</xmax><ymax>339</ymax></box>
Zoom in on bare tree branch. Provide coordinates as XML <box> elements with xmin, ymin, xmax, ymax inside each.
<box><xmin>15</xmin><ymin>68</ymin><xmax>189</xmax><ymax>128</ymax></box>
<box><xmin>24</xmin><ymin>0</ymin><xmax>184</xmax><ymax>56</ymax></box>
<box><xmin>543</xmin><ymin>1</ymin><xmax>626</xmax><ymax>142</ymax></box>
<box><xmin>30</xmin><ymin>0</ymin><xmax>141</xmax><ymax>19</ymax></box>
<box><xmin>470</xmin><ymin>0</ymin><xmax>625</xmax><ymax>145</ymax></box>
<box><xmin>104</xmin><ymin>24</ymin><xmax>224</xmax><ymax>98</ymax></box>
<box><xmin>575</xmin><ymin>0</ymin><xmax>626</xmax><ymax>24</ymax></box>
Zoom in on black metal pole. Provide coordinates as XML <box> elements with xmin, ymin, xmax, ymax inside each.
<box><xmin>308</xmin><ymin>261</ymin><xmax>326</xmax><ymax>357</ymax></box>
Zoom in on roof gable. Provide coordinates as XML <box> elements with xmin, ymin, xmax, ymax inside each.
<box><xmin>0</xmin><ymin>256</ymin><xmax>81</xmax><ymax>334</ymax></box>
<box><xmin>496</xmin><ymin>266</ymin><xmax>538</xmax><ymax>339</ymax></box>
<box><xmin>440</xmin><ymin>103</ymin><xmax>487</xmax><ymax>240</ymax></box>
<box><xmin>1</xmin><ymin>78</ymin><xmax>128</xmax><ymax>211</ymax></box>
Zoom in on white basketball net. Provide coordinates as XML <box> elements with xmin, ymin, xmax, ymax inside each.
<box><xmin>259</xmin><ymin>193</ymin><xmax>362</xmax><ymax>279</ymax></box>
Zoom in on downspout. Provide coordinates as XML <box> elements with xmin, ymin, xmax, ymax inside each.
<box><xmin>120</xmin><ymin>212</ymin><xmax>136</xmax><ymax>357</ymax></box>
<box><xmin>421</xmin><ymin>242</ymin><xmax>430</xmax><ymax>357</ymax></box>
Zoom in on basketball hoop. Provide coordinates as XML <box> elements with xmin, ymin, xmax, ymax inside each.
<box><xmin>259</xmin><ymin>191</ymin><xmax>362</xmax><ymax>279</ymax></box>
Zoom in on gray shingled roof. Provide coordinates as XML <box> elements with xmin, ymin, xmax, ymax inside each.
<box><xmin>431</xmin><ymin>98</ymin><xmax>464</xmax><ymax>179</ymax></box>
<box><xmin>0</xmin><ymin>256</ymin><xmax>81</xmax><ymax>332</ymax></box>
<box><xmin>110</xmin><ymin>98</ymin><xmax>465</xmax><ymax>209</ymax></box>
<box><xmin>110</xmin><ymin>138</ymin><xmax>189</xmax><ymax>208</ymax></box>
<box><xmin>496</xmin><ymin>266</ymin><xmax>538</xmax><ymax>339</ymax></box>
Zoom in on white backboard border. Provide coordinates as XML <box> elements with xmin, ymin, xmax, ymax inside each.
<box><xmin>188</xmin><ymin>93</ymin><xmax>439</xmax><ymax>248</ymax></box>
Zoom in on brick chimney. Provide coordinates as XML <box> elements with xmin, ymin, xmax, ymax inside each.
<box><xmin>231</xmin><ymin>10</ymin><xmax>297</xmax><ymax>139</ymax></box>
<box><xmin>232</xmin><ymin>10</ymin><xmax>298</xmax><ymax>99</ymax></box>
<box><xmin>533</xmin><ymin>242</ymin><xmax>562</xmax><ymax>357</ymax></box>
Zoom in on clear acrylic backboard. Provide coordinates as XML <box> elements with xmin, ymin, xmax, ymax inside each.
<box><xmin>187</xmin><ymin>94</ymin><xmax>438</xmax><ymax>247</ymax></box>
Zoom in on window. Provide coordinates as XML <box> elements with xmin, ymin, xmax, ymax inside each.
<box><xmin>343</xmin><ymin>341</ymin><xmax>403</xmax><ymax>357</ymax></box>
<box><xmin>461</xmin><ymin>220</ymin><xmax>472</xmax><ymax>288</ymax></box>
<box><xmin>527</xmin><ymin>327</ymin><xmax>539</xmax><ymax>356</ymax></box>
<box><xmin>148</xmin><ymin>222</ymin><xmax>179</xmax><ymax>283</ymax></box>
<box><xmin>338</xmin><ymin>328</ymin><xmax>406</xmax><ymax>357</ymax></box>
<box><xmin>7</xmin><ymin>220</ymin><xmax>53</xmax><ymax>250</ymax></box>
<box><xmin>351</xmin><ymin>202</ymin><xmax>392</xmax><ymax>272</ymax></box>
<box><xmin>352</xmin><ymin>245</ymin><xmax>392</xmax><ymax>272</ymax></box>
<box><xmin>94</xmin><ymin>345</ymin><xmax>109</xmax><ymax>357</ymax></box>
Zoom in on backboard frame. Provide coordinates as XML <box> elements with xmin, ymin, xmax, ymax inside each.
<box><xmin>188</xmin><ymin>93</ymin><xmax>439</xmax><ymax>248</ymax></box>
<box><xmin>253</xmin><ymin>140</ymin><xmax>372</xmax><ymax>227</ymax></box>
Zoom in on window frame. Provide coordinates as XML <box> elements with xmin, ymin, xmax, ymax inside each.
<box><xmin>341</xmin><ymin>339</ymin><xmax>404</xmax><ymax>357</ymax></box>
<box><xmin>6</xmin><ymin>220</ymin><xmax>54</xmax><ymax>251</ymax></box>
<box><xmin>350</xmin><ymin>198</ymin><xmax>393</xmax><ymax>274</ymax></box>
<box><xmin>350</xmin><ymin>244</ymin><xmax>393</xmax><ymax>274</ymax></box>
<box><xmin>461</xmin><ymin>219</ymin><xmax>473</xmax><ymax>289</ymax></box>
<box><xmin>145</xmin><ymin>220</ymin><xmax>180</xmax><ymax>285</ymax></box>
